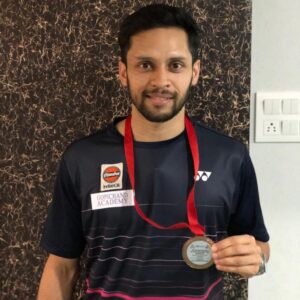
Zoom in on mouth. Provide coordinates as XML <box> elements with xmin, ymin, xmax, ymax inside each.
<box><xmin>145</xmin><ymin>94</ymin><xmax>174</xmax><ymax>106</ymax></box>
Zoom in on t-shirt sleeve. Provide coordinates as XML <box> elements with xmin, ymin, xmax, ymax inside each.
<box><xmin>227</xmin><ymin>148</ymin><xmax>270</xmax><ymax>242</ymax></box>
<box><xmin>40</xmin><ymin>157</ymin><xmax>86</xmax><ymax>258</ymax></box>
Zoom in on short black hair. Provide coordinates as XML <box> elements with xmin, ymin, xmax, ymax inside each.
<box><xmin>118</xmin><ymin>4</ymin><xmax>200</xmax><ymax>64</ymax></box>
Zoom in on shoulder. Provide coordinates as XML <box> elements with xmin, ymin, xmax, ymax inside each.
<box><xmin>61</xmin><ymin>121</ymin><xmax>122</xmax><ymax>164</ymax></box>
<box><xmin>191</xmin><ymin>118</ymin><xmax>247</xmax><ymax>156</ymax></box>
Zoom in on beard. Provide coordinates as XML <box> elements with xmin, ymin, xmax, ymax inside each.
<box><xmin>127</xmin><ymin>77</ymin><xmax>193</xmax><ymax>123</ymax></box>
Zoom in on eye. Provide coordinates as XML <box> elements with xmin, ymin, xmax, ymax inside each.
<box><xmin>170</xmin><ymin>61</ymin><xmax>184</xmax><ymax>71</ymax></box>
<box><xmin>138</xmin><ymin>62</ymin><xmax>153</xmax><ymax>71</ymax></box>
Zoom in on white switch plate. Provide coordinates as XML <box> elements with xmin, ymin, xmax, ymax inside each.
<box><xmin>255</xmin><ymin>92</ymin><xmax>300</xmax><ymax>142</ymax></box>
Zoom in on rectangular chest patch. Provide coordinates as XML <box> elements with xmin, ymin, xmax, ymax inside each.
<box><xmin>91</xmin><ymin>190</ymin><xmax>134</xmax><ymax>210</ymax></box>
<box><xmin>100</xmin><ymin>162</ymin><xmax>123</xmax><ymax>191</ymax></box>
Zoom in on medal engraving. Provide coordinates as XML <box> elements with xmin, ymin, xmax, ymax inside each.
<box><xmin>182</xmin><ymin>236</ymin><xmax>214</xmax><ymax>269</ymax></box>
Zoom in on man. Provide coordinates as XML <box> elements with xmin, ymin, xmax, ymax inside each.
<box><xmin>38</xmin><ymin>4</ymin><xmax>269</xmax><ymax>299</ymax></box>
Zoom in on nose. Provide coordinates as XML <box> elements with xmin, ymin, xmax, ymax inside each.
<box><xmin>149</xmin><ymin>66</ymin><xmax>170</xmax><ymax>88</ymax></box>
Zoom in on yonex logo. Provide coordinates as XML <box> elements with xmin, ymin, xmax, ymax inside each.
<box><xmin>195</xmin><ymin>171</ymin><xmax>212</xmax><ymax>182</ymax></box>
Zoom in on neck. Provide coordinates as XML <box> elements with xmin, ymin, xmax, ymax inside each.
<box><xmin>116</xmin><ymin>106</ymin><xmax>186</xmax><ymax>142</ymax></box>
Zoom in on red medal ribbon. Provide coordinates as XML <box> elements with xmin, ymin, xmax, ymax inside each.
<box><xmin>124</xmin><ymin>115</ymin><xmax>205</xmax><ymax>236</ymax></box>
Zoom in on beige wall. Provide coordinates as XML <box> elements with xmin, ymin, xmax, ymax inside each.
<box><xmin>250</xmin><ymin>0</ymin><xmax>300</xmax><ymax>299</ymax></box>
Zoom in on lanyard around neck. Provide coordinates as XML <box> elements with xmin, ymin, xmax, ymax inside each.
<box><xmin>124</xmin><ymin>115</ymin><xmax>205</xmax><ymax>236</ymax></box>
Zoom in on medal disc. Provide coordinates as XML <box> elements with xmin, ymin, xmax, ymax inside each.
<box><xmin>182</xmin><ymin>236</ymin><xmax>214</xmax><ymax>269</ymax></box>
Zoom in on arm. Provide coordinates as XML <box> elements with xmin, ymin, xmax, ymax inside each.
<box><xmin>211</xmin><ymin>235</ymin><xmax>270</xmax><ymax>278</ymax></box>
<box><xmin>37</xmin><ymin>254</ymin><xmax>80</xmax><ymax>300</ymax></box>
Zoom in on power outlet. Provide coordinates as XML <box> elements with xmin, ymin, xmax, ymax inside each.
<box><xmin>263</xmin><ymin>120</ymin><xmax>281</xmax><ymax>135</ymax></box>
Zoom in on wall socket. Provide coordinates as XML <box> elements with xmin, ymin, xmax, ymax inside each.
<box><xmin>263</xmin><ymin>120</ymin><xmax>281</xmax><ymax>135</ymax></box>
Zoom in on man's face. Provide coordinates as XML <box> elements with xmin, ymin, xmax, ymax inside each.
<box><xmin>119</xmin><ymin>27</ymin><xmax>200</xmax><ymax>122</ymax></box>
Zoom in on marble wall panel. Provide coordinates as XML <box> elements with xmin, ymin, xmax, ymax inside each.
<box><xmin>0</xmin><ymin>0</ymin><xmax>251</xmax><ymax>298</ymax></box>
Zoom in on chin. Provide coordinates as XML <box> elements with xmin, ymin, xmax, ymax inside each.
<box><xmin>140</xmin><ymin>110</ymin><xmax>180</xmax><ymax>123</ymax></box>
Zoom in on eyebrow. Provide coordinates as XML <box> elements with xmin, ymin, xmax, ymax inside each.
<box><xmin>134</xmin><ymin>56</ymin><xmax>188</xmax><ymax>61</ymax></box>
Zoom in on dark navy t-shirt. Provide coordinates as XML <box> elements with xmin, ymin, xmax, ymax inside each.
<box><xmin>41</xmin><ymin>117</ymin><xmax>269</xmax><ymax>299</ymax></box>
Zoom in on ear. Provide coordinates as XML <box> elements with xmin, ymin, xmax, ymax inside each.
<box><xmin>118</xmin><ymin>58</ymin><xmax>128</xmax><ymax>87</ymax></box>
<box><xmin>191</xmin><ymin>59</ymin><xmax>201</xmax><ymax>86</ymax></box>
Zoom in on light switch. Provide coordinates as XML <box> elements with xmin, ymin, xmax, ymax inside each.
<box><xmin>282</xmin><ymin>99</ymin><xmax>292</xmax><ymax>114</ymax></box>
<box><xmin>282</xmin><ymin>120</ymin><xmax>300</xmax><ymax>135</ymax></box>
<box><xmin>272</xmin><ymin>99</ymin><xmax>281</xmax><ymax>114</ymax></box>
<box><xmin>291</xmin><ymin>99</ymin><xmax>300</xmax><ymax>114</ymax></box>
<box><xmin>282</xmin><ymin>120</ymin><xmax>290</xmax><ymax>135</ymax></box>
<box><xmin>264</xmin><ymin>99</ymin><xmax>281</xmax><ymax>114</ymax></box>
<box><xmin>290</xmin><ymin>120</ymin><xmax>299</xmax><ymax>135</ymax></box>
<box><xmin>264</xmin><ymin>99</ymin><xmax>273</xmax><ymax>114</ymax></box>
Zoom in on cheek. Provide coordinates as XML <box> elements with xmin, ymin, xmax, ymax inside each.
<box><xmin>174</xmin><ymin>77</ymin><xmax>192</xmax><ymax>93</ymax></box>
<box><xmin>130</xmin><ymin>76</ymin><xmax>148</xmax><ymax>91</ymax></box>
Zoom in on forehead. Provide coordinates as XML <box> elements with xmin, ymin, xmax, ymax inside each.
<box><xmin>127</xmin><ymin>27</ymin><xmax>191</xmax><ymax>60</ymax></box>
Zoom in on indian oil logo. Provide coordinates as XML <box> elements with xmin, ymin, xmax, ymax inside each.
<box><xmin>103</xmin><ymin>166</ymin><xmax>121</xmax><ymax>183</ymax></box>
<box><xmin>100</xmin><ymin>163</ymin><xmax>123</xmax><ymax>191</ymax></box>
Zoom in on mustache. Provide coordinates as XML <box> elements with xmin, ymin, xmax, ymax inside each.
<box><xmin>142</xmin><ymin>88</ymin><xmax>177</xmax><ymax>98</ymax></box>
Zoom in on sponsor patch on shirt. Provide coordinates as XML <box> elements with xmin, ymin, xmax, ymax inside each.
<box><xmin>100</xmin><ymin>162</ymin><xmax>123</xmax><ymax>191</ymax></box>
<box><xmin>91</xmin><ymin>189</ymin><xmax>134</xmax><ymax>210</ymax></box>
<box><xmin>195</xmin><ymin>170</ymin><xmax>212</xmax><ymax>182</ymax></box>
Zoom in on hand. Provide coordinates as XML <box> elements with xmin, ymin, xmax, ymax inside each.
<box><xmin>211</xmin><ymin>235</ymin><xmax>262</xmax><ymax>278</ymax></box>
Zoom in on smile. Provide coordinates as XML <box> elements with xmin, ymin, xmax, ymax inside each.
<box><xmin>146</xmin><ymin>94</ymin><xmax>173</xmax><ymax>106</ymax></box>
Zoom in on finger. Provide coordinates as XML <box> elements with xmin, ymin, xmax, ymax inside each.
<box><xmin>214</xmin><ymin>253</ymin><xmax>261</xmax><ymax>267</ymax></box>
<box><xmin>213</xmin><ymin>243</ymin><xmax>259</xmax><ymax>260</ymax></box>
<box><xmin>212</xmin><ymin>235</ymin><xmax>256</xmax><ymax>252</ymax></box>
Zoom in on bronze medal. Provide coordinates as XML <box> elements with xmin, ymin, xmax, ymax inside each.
<box><xmin>182</xmin><ymin>236</ymin><xmax>214</xmax><ymax>269</ymax></box>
